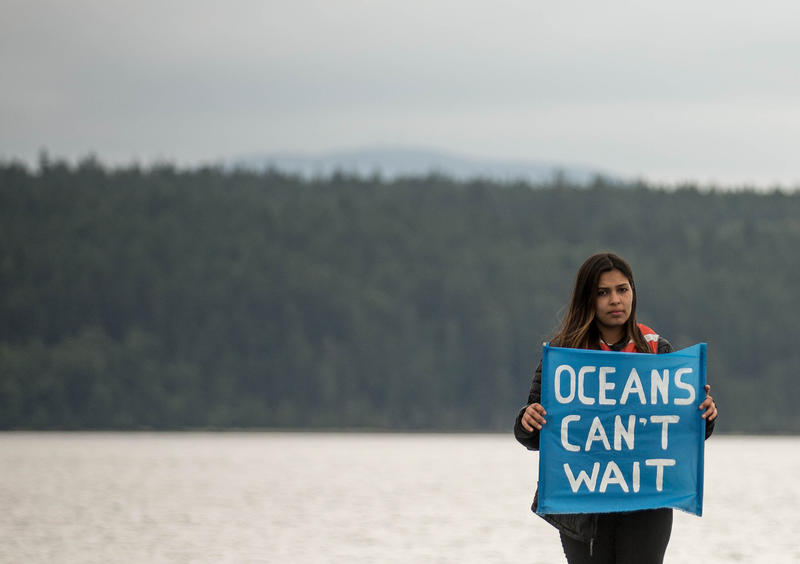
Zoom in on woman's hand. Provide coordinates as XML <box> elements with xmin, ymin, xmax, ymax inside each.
<box><xmin>521</xmin><ymin>403</ymin><xmax>547</xmax><ymax>432</ymax></box>
<box><xmin>699</xmin><ymin>384</ymin><xmax>718</xmax><ymax>421</ymax></box>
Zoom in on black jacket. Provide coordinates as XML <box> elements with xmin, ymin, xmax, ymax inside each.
<box><xmin>513</xmin><ymin>336</ymin><xmax>716</xmax><ymax>545</ymax></box>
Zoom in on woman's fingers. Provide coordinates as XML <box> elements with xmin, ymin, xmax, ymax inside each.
<box><xmin>699</xmin><ymin>386</ymin><xmax>718</xmax><ymax>421</ymax></box>
<box><xmin>522</xmin><ymin>403</ymin><xmax>547</xmax><ymax>431</ymax></box>
<box><xmin>701</xmin><ymin>403</ymin><xmax>718</xmax><ymax>421</ymax></box>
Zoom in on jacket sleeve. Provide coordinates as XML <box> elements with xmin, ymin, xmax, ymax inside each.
<box><xmin>513</xmin><ymin>360</ymin><xmax>543</xmax><ymax>450</ymax></box>
<box><xmin>657</xmin><ymin>336</ymin><xmax>716</xmax><ymax>439</ymax></box>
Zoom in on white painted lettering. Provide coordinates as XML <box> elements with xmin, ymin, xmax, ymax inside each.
<box><xmin>599</xmin><ymin>461</ymin><xmax>628</xmax><ymax>493</ymax></box>
<box><xmin>614</xmin><ymin>414</ymin><xmax>636</xmax><ymax>451</ymax></box>
<box><xmin>585</xmin><ymin>416</ymin><xmax>611</xmax><ymax>451</ymax></box>
<box><xmin>650</xmin><ymin>369</ymin><xmax>669</xmax><ymax>405</ymax></box>
<box><xmin>598</xmin><ymin>367</ymin><xmax>616</xmax><ymax>405</ymax></box>
<box><xmin>578</xmin><ymin>366</ymin><xmax>596</xmax><ymax>405</ymax></box>
<box><xmin>561</xmin><ymin>415</ymin><xmax>581</xmax><ymax>452</ymax></box>
<box><xmin>555</xmin><ymin>365</ymin><xmax>576</xmax><ymax>403</ymax></box>
<box><xmin>563</xmin><ymin>462</ymin><xmax>600</xmax><ymax>492</ymax></box>
<box><xmin>646</xmin><ymin>458</ymin><xmax>676</xmax><ymax>491</ymax></box>
<box><xmin>650</xmin><ymin>415</ymin><xmax>680</xmax><ymax>449</ymax></box>
<box><xmin>620</xmin><ymin>368</ymin><xmax>646</xmax><ymax>405</ymax></box>
<box><xmin>674</xmin><ymin>368</ymin><xmax>695</xmax><ymax>405</ymax></box>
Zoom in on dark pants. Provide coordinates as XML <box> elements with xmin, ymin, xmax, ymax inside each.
<box><xmin>559</xmin><ymin>509</ymin><xmax>673</xmax><ymax>564</ymax></box>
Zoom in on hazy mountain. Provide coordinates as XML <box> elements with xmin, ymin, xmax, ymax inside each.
<box><xmin>230</xmin><ymin>147</ymin><xmax>614</xmax><ymax>184</ymax></box>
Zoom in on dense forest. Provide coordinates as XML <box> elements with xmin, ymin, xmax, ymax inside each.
<box><xmin>1</xmin><ymin>157</ymin><xmax>798</xmax><ymax>432</ymax></box>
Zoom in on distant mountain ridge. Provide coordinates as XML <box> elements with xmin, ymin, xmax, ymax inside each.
<box><xmin>230</xmin><ymin>147</ymin><xmax>614</xmax><ymax>184</ymax></box>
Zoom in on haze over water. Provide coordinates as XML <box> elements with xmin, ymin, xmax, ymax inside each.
<box><xmin>0</xmin><ymin>433</ymin><xmax>797</xmax><ymax>563</ymax></box>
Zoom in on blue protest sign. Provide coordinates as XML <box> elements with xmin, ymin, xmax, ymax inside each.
<box><xmin>537</xmin><ymin>343</ymin><xmax>706</xmax><ymax>516</ymax></box>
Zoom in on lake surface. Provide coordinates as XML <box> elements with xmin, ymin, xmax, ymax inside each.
<box><xmin>1</xmin><ymin>433</ymin><xmax>798</xmax><ymax>563</ymax></box>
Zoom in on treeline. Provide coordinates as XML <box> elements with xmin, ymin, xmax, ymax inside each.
<box><xmin>1</xmin><ymin>158</ymin><xmax>798</xmax><ymax>432</ymax></box>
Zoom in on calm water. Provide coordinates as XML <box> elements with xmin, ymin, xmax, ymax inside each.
<box><xmin>0</xmin><ymin>433</ymin><xmax>798</xmax><ymax>563</ymax></box>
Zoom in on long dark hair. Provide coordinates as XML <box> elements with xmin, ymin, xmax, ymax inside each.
<box><xmin>551</xmin><ymin>252</ymin><xmax>650</xmax><ymax>352</ymax></box>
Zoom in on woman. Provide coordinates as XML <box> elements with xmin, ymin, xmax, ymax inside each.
<box><xmin>513</xmin><ymin>252</ymin><xmax>718</xmax><ymax>564</ymax></box>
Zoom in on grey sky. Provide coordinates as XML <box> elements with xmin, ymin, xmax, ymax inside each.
<box><xmin>2</xmin><ymin>0</ymin><xmax>800</xmax><ymax>186</ymax></box>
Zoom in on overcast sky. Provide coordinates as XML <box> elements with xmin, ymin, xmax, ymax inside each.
<box><xmin>3</xmin><ymin>0</ymin><xmax>800</xmax><ymax>187</ymax></box>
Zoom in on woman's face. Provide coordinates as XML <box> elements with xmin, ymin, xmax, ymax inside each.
<box><xmin>594</xmin><ymin>268</ymin><xmax>633</xmax><ymax>338</ymax></box>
